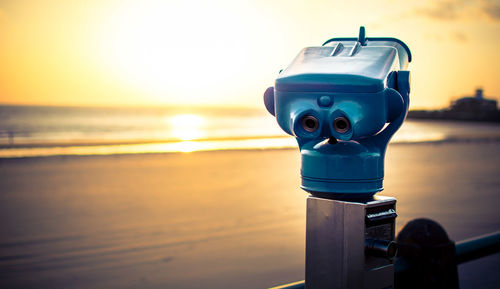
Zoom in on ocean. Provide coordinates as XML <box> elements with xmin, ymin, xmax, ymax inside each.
<box><xmin>2</xmin><ymin>105</ymin><xmax>500</xmax><ymax>158</ymax></box>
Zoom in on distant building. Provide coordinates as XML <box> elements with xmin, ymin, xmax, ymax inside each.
<box><xmin>449</xmin><ymin>88</ymin><xmax>497</xmax><ymax>112</ymax></box>
<box><xmin>407</xmin><ymin>88</ymin><xmax>500</xmax><ymax>122</ymax></box>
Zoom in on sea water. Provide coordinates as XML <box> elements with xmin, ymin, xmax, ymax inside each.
<box><xmin>1</xmin><ymin>105</ymin><xmax>500</xmax><ymax>158</ymax></box>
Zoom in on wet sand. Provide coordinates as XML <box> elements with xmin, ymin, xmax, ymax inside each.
<box><xmin>1</xmin><ymin>142</ymin><xmax>499</xmax><ymax>288</ymax></box>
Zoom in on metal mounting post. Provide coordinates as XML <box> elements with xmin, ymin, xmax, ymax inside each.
<box><xmin>305</xmin><ymin>196</ymin><xmax>397</xmax><ymax>289</ymax></box>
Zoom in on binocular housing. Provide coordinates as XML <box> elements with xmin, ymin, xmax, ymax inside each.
<box><xmin>264</xmin><ymin>27</ymin><xmax>411</xmax><ymax>197</ymax></box>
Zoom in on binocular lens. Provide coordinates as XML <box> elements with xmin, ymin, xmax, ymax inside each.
<box><xmin>333</xmin><ymin>117</ymin><xmax>350</xmax><ymax>133</ymax></box>
<box><xmin>301</xmin><ymin>115</ymin><xmax>319</xmax><ymax>132</ymax></box>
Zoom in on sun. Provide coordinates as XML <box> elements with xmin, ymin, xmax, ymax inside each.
<box><xmin>168</xmin><ymin>114</ymin><xmax>206</xmax><ymax>141</ymax></box>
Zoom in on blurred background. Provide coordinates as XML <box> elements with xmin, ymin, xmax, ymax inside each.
<box><xmin>0</xmin><ymin>0</ymin><xmax>499</xmax><ymax>288</ymax></box>
<box><xmin>1</xmin><ymin>0</ymin><xmax>499</xmax><ymax>109</ymax></box>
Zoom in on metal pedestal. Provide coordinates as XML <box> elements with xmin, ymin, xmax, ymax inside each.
<box><xmin>305</xmin><ymin>196</ymin><xmax>397</xmax><ymax>289</ymax></box>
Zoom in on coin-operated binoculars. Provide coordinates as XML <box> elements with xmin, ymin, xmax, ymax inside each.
<box><xmin>264</xmin><ymin>27</ymin><xmax>411</xmax><ymax>289</ymax></box>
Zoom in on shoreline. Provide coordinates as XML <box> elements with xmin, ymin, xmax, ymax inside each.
<box><xmin>0</xmin><ymin>135</ymin><xmax>292</xmax><ymax>149</ymax></box>
<box><xmin>2</xmin><ymin>136</ymin><xmax>500</xmax><ymax>160</ymax></box>
<box><xmin>0</xmin><ymin>146</ymin><xmax>297</xmax><ymax>162</ymax></box>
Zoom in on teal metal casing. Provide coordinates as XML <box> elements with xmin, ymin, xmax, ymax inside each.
<box><xmin>264</xmin><ymin>27</ymin><xmax>411</xmax><ymax>197</ymax></box>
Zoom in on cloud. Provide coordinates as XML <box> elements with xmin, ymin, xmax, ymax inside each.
<box><xmin>480</xmin><ymin>0</ymin><xmax>500</xmax><ymax>21</ymax></box>
<box><xmin>414</xmin><ymin>1</ymin><xmax>463</xmax><ymax>21</ymax></box>
<box><xmin>413</xmin><ymin>0</ymin><xmax>500</xmax><ymax>22</ymax></box>
<box><xmin>423</xmin><ymin>30</ymin><xmax>469</xmax><ymax>43</ymax></box>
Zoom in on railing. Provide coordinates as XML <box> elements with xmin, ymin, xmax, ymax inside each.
<box><xmin>269</xmin><ymin>230</ymin><xmax>500</xmax><ymax>289</ymax></box>
<box><xmin>455</xmin><ymin>231</ymin><xmax>500</xmax><ymax>264</ymax></box>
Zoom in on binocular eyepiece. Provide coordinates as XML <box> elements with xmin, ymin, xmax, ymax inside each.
<box><xmin>301</xmin><ymin>115</ymin><xmax>320</xmax><ymax>133</ymax></box>
<box><xmin>264</xmin><ymin>27</ymin><xmax>412</xmax><ymax>196</ymax></box>
<box><xmin>298</xmin><ymin>115</ymin><xmax>350</xmax><ymax>135</ymax></box>
<box><xmin>333</xmin><ymin>117</ymin><xmax>350</xmax><ymax>134</ymax></box>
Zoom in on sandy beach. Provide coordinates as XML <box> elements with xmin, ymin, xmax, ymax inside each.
<box><xmin>1</xmin><ymin>142</ymin><xmax>500</xmax><ymax>288</ymax></box>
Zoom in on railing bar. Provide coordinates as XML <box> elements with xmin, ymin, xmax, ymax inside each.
<box><xmin>268</xmin><ymin>280</ymin><xmax>304</xmax><ymax>289</ymax></box>
<box><xmin>455</xmin><ymin>231</ymin><xmax>500</xmax><ymax>264</ymax></box>
<box><xmin>271</xmin><ymin>231</ymin><xmax>500</xmax><ymax>289</ymax></box>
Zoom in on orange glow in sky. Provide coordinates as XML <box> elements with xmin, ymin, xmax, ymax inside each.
<box><xmin>0</xmin><ymin>0</ymin><xmax>499</xmax><ymax>109</ymax></box>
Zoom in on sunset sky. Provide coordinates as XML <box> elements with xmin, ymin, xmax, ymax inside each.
<box><xmin>0</xmin><ymin>0</ymin><xmax>499</xmax><ymax>109</ymax></box>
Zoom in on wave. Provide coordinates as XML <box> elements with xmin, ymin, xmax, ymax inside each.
<box><xmin>1</xmin><ymin>134</ymin><xmax>500</xmax><ymax>159</ymax></box>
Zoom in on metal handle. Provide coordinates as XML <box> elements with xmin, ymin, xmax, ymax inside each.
<box><xmin>365</xmin><ymin>238</ymin><xmax>398</xmax><ymax>259</ymax></box>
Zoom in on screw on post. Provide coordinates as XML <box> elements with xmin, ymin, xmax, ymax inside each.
<box><xmin>264</xmin><ymin>27</ymin><xmax>411</xmax><ymax>289</ymax></box>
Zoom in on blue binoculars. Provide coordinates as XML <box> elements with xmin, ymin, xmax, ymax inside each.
<box><xmin>264</xmin><ymin>27</ymin><xmax>411</xmax><ymax>197</ymax></box>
